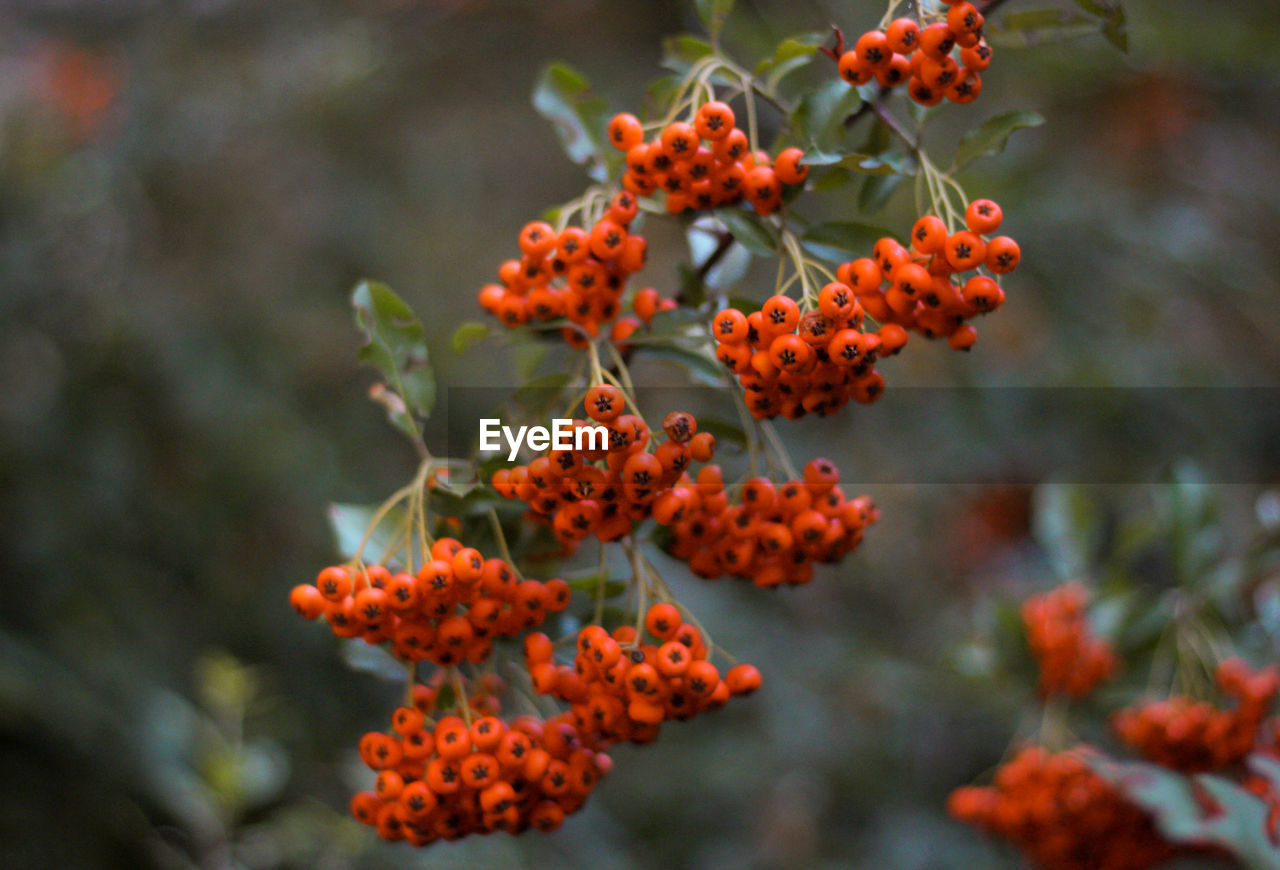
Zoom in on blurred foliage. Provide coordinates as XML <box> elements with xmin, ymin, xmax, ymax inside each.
<box><xmin>1</xmin><ymin>0</ymin><xmax>1279</xmax><ymax>868</ymax></box>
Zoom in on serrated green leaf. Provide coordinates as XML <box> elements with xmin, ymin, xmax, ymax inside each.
<box><xmin>451</xmin><ymin>321</ymin><xmax>490</xmax><ymax>354</ymax></box>
<box><xmin>713</xmin><ymin>207</ymin><xmax>777</xmax><ymax>256</ymax></box>
<box><xmin>695</xmin><ymin>0</ymin><xmax>734</xmax><ymax>41</ymax></box>
<box><xmin>801</xmin><ymin>221</ymin><xmax>894</xmax><ymax>262</ymax></box>
<box><xmin>351</xmin><ymin>281</ymin><xmax>435</xmax><ymax>440</ymax></box>
<box><xmin>858</xmin><ymin>173</ymin><xmax>905</xmax><ymax>214</ymax></box>
<box><xmin>952</xmin><ymin>110</ymin><xmax>1045</xmax><ymax>170</ymax></box>
<box><xmin>532</xmin><ymin>62</ymin><xmax>608</xmax><ymax>182</ymax></box>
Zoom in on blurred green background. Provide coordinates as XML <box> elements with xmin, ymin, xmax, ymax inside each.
<box><xmin>2</xmin><ymin>0</ymin><xmax>1280</xmax><ymax>867</ymax></box>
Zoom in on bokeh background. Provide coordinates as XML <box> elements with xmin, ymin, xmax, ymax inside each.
<box><xmin>3</xmin><ymin>0</ymin><xmax>1280</xmax><ymax>867</ymax></box>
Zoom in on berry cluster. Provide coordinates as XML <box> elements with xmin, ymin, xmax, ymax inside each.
<box><xmin>477</xmin><ymin>195</ymin><xmax>648</xmax><ymax>348</ymax></box>
<box><xmin>947</xmin><ymin>746</ymin><xmax>1187</xmax><ymax>870</ymax></box>
<box><xmin>1112</xmin><ymin>658</ymin><xmax>1279</xmax><ymax>773</ymax></box>
<box><xmin>838</xmin><ymin>4</ymin><xmax>992</xmax><ymax>106</ymax></box>
<box><xmin>492</xmin><ymin>390</ymin><xmax>716</xmax><ymax>546</ymax></box>
<box><xmin>289</xmin><ymin>539</ymin><xmax>569</xmax><ymax>667</ymax></box>
<box><xmin>661</xmin><ymin>459</ymin><xmax>878</xmax><ymax>585</ymax></box>
<box><xmin>712</xmin><ymin>289</ymin><xmax>890</xmax><ymax>420</ymax></box>
<box><xmin>838</xmin><ymin>200</ymin><xmax>1019</xmax><ymax>351</ymax></box>
<box><xmin>350</xmin><ymin>703</ymin><xmax>610</xmax><ymax>845</ymax></box>
<box><xmin>1021</xmin><ymin>582</ymin><xmax>1117</xmax><ymax>700</ymax></box>
<box><xmin>524</xmin><ymin>604</ymin><xmax>762</xmax><ymax>747</ymax></box>
<box><xmin>609</xmin><ymin>106</ymin><xmax>808</xmax><ymax>216</ymax></box>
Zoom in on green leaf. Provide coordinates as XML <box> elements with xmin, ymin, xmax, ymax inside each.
<box><xmin>790</xmin><ymin>78</ymin><xmax>863</xmax><ymax>154</ymax></box>
<box><xmin>340</xmin><ymin>642</ymin><xmax>408</xmax><ymax>682</ymax></box>
<box><xmin>835</xmin><ymin>151</ymin><xmax>915</xmax><ymax>175</ymax></box>
<box><xmin>987</xmin><ymin>8</ymin><xmax>1097</xmax><ymax>49</ymax></box>
<box><xmin>633</xmin><ymin>344</ymin><xmax>725</xmax><ymax>387</ymax></box>
<box><xmin>801</xmin><ymin>221</ymin><xmax>894</xmax><ymax>262</ymax></box>
<box><xmin>754</xmin><ymin>33</ymin><xmax>824</xmax><ymax>88</ymax></box>
<box><xmin>451</xmin><ymin>321</ymin><xmax>490</xmax><ymax>354</ymax></box>
<box><xmin>694</xmin><ymin>416</ymin><xmax>747</xmax><ymax>447</ymax></box>
<box><xmin>687</xmin><ymin>216</ymin><xmax>752</xmax><ymax>291</ymax></box>
<box><xmin>1101</xmin><ymin>4</ymin><xmax>1128</xmax><ymax>52</ymax></box>
<box><xmin>661</xmin><ymin>35</ymin><xmax>714</xmax><ymax>73</ymax></box>
<box><xmin>351</xmin><ymin>281</ymin><xmax>435</xmax><ymax>440</ymax></box>
<box><xmin>328</xmin><ymin>501</ymin><xmax>411</xmax><ymax>564</ymax></box>
<box><xmin>1032</xmin><ymin>484</ymin><xmax>1103</xmax><ymax>579</ymax></box>
<box><xmin>1096</xmin><ymin>756</ymin><xmax>1280</xmax><ymax>868</ymax></box>
<box><xmin>565</xmin><ymin>574</ymin><xmax>628</xmax><ymax>598</ymax></box>
<box><xmin>811</xmin><ymin>167</ymin><xmax>855</xmax><ymax>193</ymax></box>
<box><xmin>858</xmin><ymin>173</ymin><xmax>905</xmax><ymax>214</ymax></box>
<box><xmin>1074</xmin><ymin>0</ymin><xmax>1128</xmax><ymax>42</ymax></box>
<box><xmin>644</xmin><ymin>74</ymin><xmax>683</xmax><ymax>118</ymax></box>
<box><xmin>532</xmin><ymin>62</ymin><xmax>608</xmax><ymax>182</ymax></box>
<box><xmin>1073</xmin><ymin>0</ymin><xmax>1111</xmax><ymax>14</ymax></box>
<box><xmin>695</xmin><ymin>0</ymin><xmax>734</xmax><ymax>41</ymax></box>
<box><xmin>952</xmin><ymin>110</ymin><xmax>1045</xmax><ymax>170</ymax></box>
<box><xmin>429</xmin><ymin>483</ymin><xmax>504</xmax><ymax>518</ymax></box>
<box><xmin>512</xmin><ymin>371</ymin><xmax>574</xmax><ymax>418</ymax></box>
<box><xmin>1003</xmin><ymin>8</ymin><xmax>1086</xmax><ymax>29</ymax></box>
<box><xmin>713</xmin><ymin>207</ymin><xmax>777</xmax><ymax>256</ymax></box>
<box><xmin>644</xmin><ymin>304</ymin><xmax>706</xmax><ymax>339</ymax></box>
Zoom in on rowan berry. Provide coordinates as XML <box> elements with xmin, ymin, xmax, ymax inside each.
<box><xmin>660</xmin><ymin>121</ymin><xmax>698</xmax><ymax>162</ymax></box>
<box><xmin>694</xmin><ymin>100</ymin><xmax>735</xmax><ymax>140</ymax></box>
<box><xmin>946</xmin><ymin>1</ymin><xmax>984</xmax><ymax>37</ymax></box>
<box><xmin>584</xmin><ymin>384</ymin><xmax>624</xmax><ymax>422</ymax></box>
<box><xmin>726</xmin><ymin>663</ymin><xmax>762</xmax><ymax>695</ymax></box>
<box><xmin>838</xmin><ymin>50</ymin><xmax>873</xmax><ymax>85</ymax></box>
<box><xmin>774</xmin><ymin>147</ymin><xmax>809</xmax><ymax>186</ymax></box>
<box><xmin>944</xmin><ymin>230</ymin><xmax>986</xmax><ymax>271</ymax></box>
<box><xmin>688</xmin><ymin>431</ymin><xmax>716</xmax><ymax>462</ymax></box>
<box><xmin>854</xmin><ymin>30</ymin><xmax>892</xmax><ymax>69</ymax></box>
<box><xmin>985</xmin><ymin>235</ymin><xmax>1021</xmax><ymax>273</ymax></box>
<box><xmin>607</xmin><ymin>112</ymin><xmax>644</xmax><ymax>151</ymax></box>
<box><xmin>290</xmin><ymin>583</ymin><xmax>326</xmax><ymax>619</ymax></box>
<box><xmin>964</xmin><ymin>198</ymin><xmax>1003</xmax><ymax>234</ymax></box>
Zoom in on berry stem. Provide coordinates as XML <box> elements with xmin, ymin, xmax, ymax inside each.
<box><xmin>449</xmin><ymin>666</ymin><xmax>473</xmax><ymax>728</ymax></box>
<box><xmin>731</xmin><ymin>386</ymin><xmax>763</xmax><ymax>478</ymax></box>
<box><xmin>758</xmin><ymin>418</ymin><xmax>801</xmax><ymax>482</ymax></box>
<box><xmin>353</xmin><ymin>462</ymin><xmax>430</xmax><ymax>565</ymax></box>
<box><xmin>486</xmin><ymin>506</ymin><xmax>523</xmax><ymax>580</ymax></box>
<box><xmin>593</xmin><ymin>542</ymin><xmax>609</xmax><ymax>626</ymax></box>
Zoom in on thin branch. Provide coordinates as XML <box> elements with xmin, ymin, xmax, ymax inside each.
<box><xmin>871</xmin><ymin>101</ymin><xmax>921</xmax><ymax>153</ymax></box>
